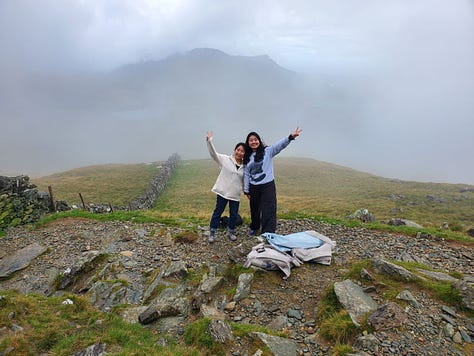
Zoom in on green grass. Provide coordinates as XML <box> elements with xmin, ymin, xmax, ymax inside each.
<box><xmin>24</xmin><ymin>157</ymin><xmax>474</xmax><ymax>242</ymax></box>
<box><xmin>153</xmin><ymin>158</ymin><xmax>474</xmax><ymax>230</ymax></box>
<box><xmin>153</xmin><ymin>160</ymin><xmax>220</xmax><ymax>220</ymax></box>
<box><xmin>33</xmin><ymin>163</ymin><xmax>160</xmax><ymax>206</ymax></box>
<box><xmin>0</xmin><ymin>290</ymin><xmax>201</xmax><ymax>355</ymax></box>
<box><xmin>184</xmin><ymin>318</ymin><xmax>225</xmax><ymax>355</ymax></box>
<box><xmin>317</xmin><ymin>285</ymin><xmax>359</xmax><ymax>344</ymax></box>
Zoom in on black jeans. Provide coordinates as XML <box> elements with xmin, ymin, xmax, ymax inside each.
<box><xmin>249</xmin><ymin>180</ymin><xmax>277</xmax><ymax>233</ymax></box>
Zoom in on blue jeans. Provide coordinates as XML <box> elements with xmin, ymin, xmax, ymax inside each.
<box><xmin>210</xmin><ymin>195</ymin><xmax>240</xmax><ymax>231</ymax></box>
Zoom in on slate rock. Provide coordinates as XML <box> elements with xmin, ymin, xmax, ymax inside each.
<box><xmin>208</xmin><ymin>319</ymin><xmax>234</xmax><ymax>343</ymax></box>
<box><xmin>334</xmin><ymin>279</ymin><xmax>378</xmax><ymax>326</ymax></box>
<box><xmin>368</xmin><ymin>302</ymin><xmax>408</xmax><ymax>331</ymax></box>
<box><xmin>0</xmin><ymin>243</ymin><xmax>47</xmax><ymax>279</ymax></box>
<box><xmin>252</xmin><ymin>332</ymin><xmax>298</xmax><ymax>356</ymax></box>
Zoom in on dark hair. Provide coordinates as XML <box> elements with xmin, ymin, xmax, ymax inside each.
<box><xmin>234</xmin><ymin>142</ymin><xmax>245</xmax><ymax>151</ymax></box>
<box><xmin>244</xmin><ymin>131</ymin><xmax>266</xmax><ymax>164</ymax></box>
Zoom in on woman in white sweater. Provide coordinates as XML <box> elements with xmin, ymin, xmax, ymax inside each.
<box><xmin>206</xmin><ymin>131</ymin><xmax>245</xmax><ymax>243</ymax></box>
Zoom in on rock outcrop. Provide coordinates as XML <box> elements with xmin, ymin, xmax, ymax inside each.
<box><xmin>0</xmin><ymin>175</ymin><xmax>53</xmax><ymax>230</ymax></box>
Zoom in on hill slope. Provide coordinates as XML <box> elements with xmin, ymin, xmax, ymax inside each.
<box><xmin>34</xmin><ymin>158</ymin><xmax>474</xmax><ymax>229</ymax></box>
<box><xmin>34</xmin><ymin>163</ymin><xmax>160</xmax><ymax>206</ymax></box>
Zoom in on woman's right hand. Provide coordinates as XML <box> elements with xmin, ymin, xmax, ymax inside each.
<box><xmin>206</xmin><ymin>131</ymin><xmax>213</xmax><ymax>141</ymax></box>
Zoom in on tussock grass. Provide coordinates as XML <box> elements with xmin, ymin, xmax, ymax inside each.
<box><xmin>317</xmin><ymin>285</ymin><xmax>359</xmax><ymax>344</ymax></box>
<box><xmin>173</xmin><ymin>230</ymin><xmax>200</xmax><ymax>243</ymax></box>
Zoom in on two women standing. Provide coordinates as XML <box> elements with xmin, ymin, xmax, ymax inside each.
<box><xmin>207</xmin><ymin>127</ymin><xmax>302</xmax><ymax>242</ymax></box>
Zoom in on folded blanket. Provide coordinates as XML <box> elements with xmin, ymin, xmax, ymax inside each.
<box><xmin>262</xmin><ymin>231</ymin><xmax>324</xmax><ymax>252</ymax></box>
<box><xmin>245</xmin><ymin>231</ymin><xmax>336</xmax><ymax>278</ymax></box>
<box><xmin>244</xmin><ymin>243</ymin><xmax>301</xmax><ymax>279</ymax></box>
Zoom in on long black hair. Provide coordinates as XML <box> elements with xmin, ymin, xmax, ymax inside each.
<box><xmin>244</xmin><ymin>131</ymin><xmax>266</xmax><ymax>164</ymax></box>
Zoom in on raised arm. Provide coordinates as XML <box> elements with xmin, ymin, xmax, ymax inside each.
<box><xmin>206</xmin><ymin>131</ymin><xmax>225</xmax><ymax>165</ymax></box>
<box><xmin>268</xmin><ymin>126</ymin><xmax>303</xmax><ymax>157</ymax></box>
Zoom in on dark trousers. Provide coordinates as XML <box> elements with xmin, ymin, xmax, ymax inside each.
<box><xmin>210</xmin><ymin>195</ymin><xmax>240</xmax><ymax>231</ymax></box>
<box><xmin>249</xmin><ymin>180</ymin><xmax>277</xmax><ymax>233</ymax></box>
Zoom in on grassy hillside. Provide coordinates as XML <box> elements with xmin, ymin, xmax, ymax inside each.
<box><xmin>33</xmin><ymin>163</ymin><xmax>160</xmax><ymax>206</ymax></box>
<box><xmin>33</xmin><ymin>158</ymin><xmax>474</xmax><ymax>230</ymax></box>
<box><xmin>155</xmin><ymin>157</ymin><xmax>474</xmax><ymax>229</ymax></box>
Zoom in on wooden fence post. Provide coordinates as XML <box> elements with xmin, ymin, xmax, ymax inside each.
<box><xmin>78</xmin><ymin>193</ymin><xmax>86</xmax><ymax>210</ymax></box>
<box><xmin>47</xmin><ymin>186</ymin><xmax>55</xmax><ymax>212</ymax></box>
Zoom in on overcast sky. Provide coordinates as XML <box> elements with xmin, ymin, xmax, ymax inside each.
<box><xmin>1</xmin><ymin>0</ymin><xmax>474</xmax><ymax>184</ymax></box>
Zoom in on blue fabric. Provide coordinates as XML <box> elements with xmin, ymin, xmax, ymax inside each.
<box><xmin>262</xmin><ymin>232</ymin><xmax>323</xmax><ymax>252</ymax></box>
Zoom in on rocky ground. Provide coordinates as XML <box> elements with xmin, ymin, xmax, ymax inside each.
<box><xmin>1</xmin><ymin>217</ymin><xmax>473</xmax><ymax>355</ymax></box>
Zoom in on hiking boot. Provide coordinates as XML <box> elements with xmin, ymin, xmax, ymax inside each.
<box><xmin>208</xmin><ymin>229</ymin><xmax>216</xmax><ymax>243</ymax></box>
<box><xmin>227</xmin><ymin>230</ymin><xmax>237</xmax><ymax>241</ymax></box>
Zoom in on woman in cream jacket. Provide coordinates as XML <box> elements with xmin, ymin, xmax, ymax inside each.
<box><xmin>206</xmin><ymin>131</ymin><xmax>245</xmax><ymax>243</ymax></box>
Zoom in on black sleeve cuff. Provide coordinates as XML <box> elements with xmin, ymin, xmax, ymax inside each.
<box><xmin>288</xmin><ymin>134</ymin><xmax>295</xmax><ymax>141</ymax></box>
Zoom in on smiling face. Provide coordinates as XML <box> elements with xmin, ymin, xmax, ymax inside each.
<box><xmin>234</xmin><ymin>144</ymin><xmax>245</xmax><ymax>162</ymax></box>
<box><xmin>248</xmin><ymin>135</ymin><xmax>261</xmax><ymax>151</ymax></box>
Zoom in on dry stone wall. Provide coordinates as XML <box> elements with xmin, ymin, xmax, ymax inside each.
<box><xmin>129</xmin><ymin>153</ymin><xmax>180</xmax><ymax>210</ymax></box>
<box><xmin>0</xmin><ymin>153</ymin><xmax>181</xmax><ymax>230</ymax></box>
<box><xmin>0</xmin><ymin>175</ymin><xmax>52</xmax><ymax>230</ymax></box>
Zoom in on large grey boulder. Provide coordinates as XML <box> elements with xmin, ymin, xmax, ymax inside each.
<box><xmin>139</xmin><ymin>285</ymin><xmax>189</xmax><ymax>324</ymax></box>
<box><xmin>57</xmin><ymin>251</ymin><xmax>105</xmax><ymax>291</ymax></box>
<box><xmin>252</xmin><ymin>332</ymin><xmax>299</xmax><ymax>356</ymax></box>
<box><xmin>333</xmin><ymin>279</ymin><xmax>378</xmax><ymax>326</ymax></box>
<box><xmin>233</xmin><ymin>272</ymin><xmax>254</xmax><ymax>302</ymax></box>
<box><xmin>0</xmin><ymin>243</ymin><xmax>47</xmax><ymax>279</ymax></box>
<box><xmin>89</xmin><ymin>281</ymin><xmax>135</xmax><ymax>312</ymax></box>
<box><xmin>453</xmin><ymin>278</ymin><xmax>474</xmax><ymax>311</ymax></box>
<box><xmin>143</xmin><ymin>261</ymin><xmax>188</xmax><ymax>302</ymax></box>
<box><xmin>191</xmin><ymin>274</ymin><xmax>224</xmax><ymax>309</ymax></box>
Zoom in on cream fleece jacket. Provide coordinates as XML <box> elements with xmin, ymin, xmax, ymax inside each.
<box><xmin>207</xmin><ymin>138</ymin><xmax>244</xmax><ymax>201</ymax></box>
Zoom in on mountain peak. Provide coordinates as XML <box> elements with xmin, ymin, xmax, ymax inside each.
<box><xmin>187</xmin><ymin>48</ymin><xmax>228</xmax><ymax>57</ymax></box>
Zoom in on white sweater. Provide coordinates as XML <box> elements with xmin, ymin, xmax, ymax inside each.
<box><xmin>207</xmin><ymin>138</ymin><xmax>244</xmax><ymax>201</ymax></box>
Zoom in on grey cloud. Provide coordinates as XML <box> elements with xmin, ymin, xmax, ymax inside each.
<box><xmin>0</xmin><ymin>0</ymin><xmax>473</xmax><ymax>184</ymax></box>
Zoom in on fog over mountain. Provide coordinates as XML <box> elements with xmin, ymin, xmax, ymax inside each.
<box><xmin>1</xmin><ymin>1</ymin><xmax>473</xmax><ymax>184</ymax></box>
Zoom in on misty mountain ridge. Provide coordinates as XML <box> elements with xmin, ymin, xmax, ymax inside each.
<box><xmin>108</xmin><ymin>47</ymin><xmax>310</xmax><ymax>124</ymax></box>
<box><xmin>23</xmin><ymin>48</ymin><xmax>308</xmax><ymax>113</ymax></box>
<box><xmin>2</xmin><ymin>47</ymin><xmax>472</xmax><ymax>184</ymax></box>
<box><xmin>2</xmin><ymin>47</ymin><xmax>330</xmax><ymax>176</ymax></box>
<box><xmin>115</xmin><ymin>48</ymin><xmax>294</xmax><ymax>82</ymax></box>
